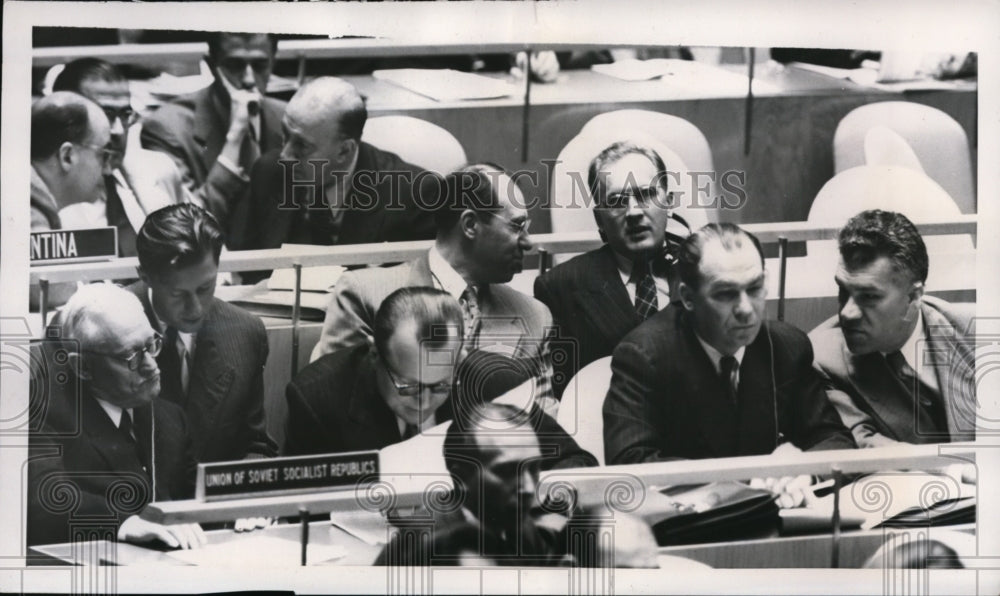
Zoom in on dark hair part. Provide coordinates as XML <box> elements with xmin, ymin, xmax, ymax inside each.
<box><xmin>207</xmin><ymin>31</ymin><xmax>277</xmax><ymax>59</ymax></box>
<box><xmin>433</xmin><ymin>163</ymin><xmax>510</xmax><ymax>232</ymax></box>
<box><xmin>838</xmin><ymin>210</ymin><xmax>928</xmax><ymax>284</ymax></box>
<box><xmin>52</xmin><ymin>58</ymin><xmax>125</xmax><ymax>94</ymax></box>
<box><xmin>30</xmin><ymin>92</ymin><xmax>98</xmax><ymax>161</ymax></box>
<box><xmin>442</xmin><ymin>402</ymin><xmax>533</xmax><ymax>480</ymax></box>
<box><xmin>587</xmin><ymin>140</ymin><xmax>670</xmax><ymax>203</ymax></box>
<box><xmin>136</xmin><ymin>204</ymin><xmax>224</xmax><ymax>276</ymax></box>
<box><xmin>677</xmin><ymin>223</ymin><xmax>764</xmax><ymax>290</ymax></box>
<box><xmin>372</xmin><ymin>287</ymin><xmax>464</xmax><ymax>358</ymax></box>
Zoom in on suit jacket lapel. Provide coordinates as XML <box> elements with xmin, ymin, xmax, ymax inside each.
<box><xmin>347</xmin><ymin>353</ymin><xmax>403</xmax><ymax>446</ymax></box>
<box><xmin>259</xmin><ymin>99</ymin><xmax>284</xmax><ymax>153</ymax></box>
<box><xmin>921</xmin><ymin>302</ymin><xmax>976</xmax><ymax>441</ymax></box>
<box><xmin>82</xmin><ymin>393</ymin><xmax>146</xmax><ymax>478</ymax></box>
<box><xmin>197</xmin><ymin>86</ymin><xmax>227</xmax><ymax>166</ymax></box>
<box><xmin>574</xmin><ymin>246</ymin><xmax>637</xmax><ymax>346</ymax></box>
<box><xmin>735</xmin><ymin>329</ymin><xmax>778</xmax><ymax>454</ymax></box>
<box><xmin>845</xmin><ymin>347</ymin><xmax>914</xmax><ymax>443</ymax></box>
<box><xmin>679</xmin><ymin>315</ymin><xmax>740</xmax><ymax>457</ymax></box>
<box><xmin>188</xmin><ymin>307</ymin><xmax>236</xmax><ymax>432</ymax></box>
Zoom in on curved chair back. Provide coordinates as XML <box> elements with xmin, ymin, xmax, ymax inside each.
<box><xmin>833</xmin><ymin>101</ymin><xmax>975</xmax><ymax>213</ymax></box>
<box><xmin>807</xmin><ymin>165</ymin><xmax>972</xmax><ymax>256</ymax></box>
<box><xmin>361</xmin><ymin>115</ymin><xmax>467</xmax><ymax>176</ymax></box>
<box><xmin>556</xmin><ymin>356</ymin><xmax>613</xmax><ymax>465</ymax></box>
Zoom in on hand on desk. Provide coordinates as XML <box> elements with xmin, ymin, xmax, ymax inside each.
<box><xmin>750</xmin><ymin>442</ymin><xmax>815</xmax><ymax>509</ymax></box>
<box><xmin>118</xmin><ymin>515</ymin><xmax>207</xmax><ymax>549</ymax></box>
<box><xmin>234</xmin><ymin>517</ymin><xmax>275</xmax><ymax>533</ymax></box>
<box><xmin>513</xmin><ymin>51</ymin><xmax>560</xmax><ymax>83</ymax></box>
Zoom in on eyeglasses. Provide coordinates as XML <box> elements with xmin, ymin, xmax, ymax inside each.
<box><xmin>601</xmin><ymin>186</ymin><xmax>667</xmax><ymax>211</ymax></box>
<box><xmin>382</xmin><ymin>359</ymin><xmax>456</xmax><ymax>397</ymax></box>
<box><xmin>77</xmin><ymin>142</ymin><xmax>117</xmax><ymax>170</ymax></box>
<box><xmin>101</xmin><ymin>106</ymin><xmax>140</xmax><ymax>128</ymax></box>
<box><xmin>82</xmin><ymin>333</ymin><xmax>162</xmax><ymax>371</ymax></box>
<box><xmin>220</xmin><ymin>57</ymin><xmax>272</xmax><ymax>74</ymax></box>
<box><xmin>487</xmin><ymin>213</ymin><xmax>531</xmax><ymax>236</ymax></box>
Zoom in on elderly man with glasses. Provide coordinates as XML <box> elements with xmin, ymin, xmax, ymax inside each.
<box><xmin>27</xmin><ymin>283</ymin><xmax>206</xmax><ymax>549</ymax></box>
<box><xmin>53</xmin><ymin>58</ymin><xmax>192</xmax><ymax>256</ymax></box>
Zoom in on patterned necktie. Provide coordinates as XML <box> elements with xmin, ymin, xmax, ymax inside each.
<box><xmin>459</xmin><ymin>284</ymin><xmax>481</xmax><ymax>347</ymax></box>
<box><xmin>719</xmin><ymin>355</ymin><xmax>739</xmax><ymax>405</ymax></box>
<box><xmin>632</xmin><ymin>259</ymin><xmax>658</xmax><ymax>321</ymax></box>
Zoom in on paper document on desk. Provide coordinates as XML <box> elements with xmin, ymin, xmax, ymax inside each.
<box><xmin>593</xmin><ymin>59</ymin><xmax>779</xmax><ymax>94</ymax></box>
<box><xmin>166</xmin><ymin>535</ymin><xmax>346</xmax><ymax>566</ymax></box>
<box><xmin>373</xmin><ymin>69</ymin><xmax>518</xmax><ymax>101</ymax></box>
<box><xmin>267</xmin><ymin>265</ymin><xmax>345</xmax><ymax>292</ymax></box>
<box><xmin>330</xmin><ymin>510</ymin><xmax>392</xmax><ymax>546</ymax></box>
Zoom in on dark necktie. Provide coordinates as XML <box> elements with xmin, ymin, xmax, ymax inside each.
<box><xmin>632</xmin><ymin>260</ymin><xmax>658</xmax><ymax>321</ymax></box>
<box><xmin>240</xmin><ymin>122</ymin><xmax>261</xmax><ymax>174</ymax></box>
<box><xmin>719</xmin><ymin>355</ymin><xmax>739</xmax><ymax>405</ymax></box>
<box><xmin>885</xmin><ymin>350</ymin><xmax>947</xmax><ymax>434</ymax></box>
<box><xmin>104</xmin><ymin>175</ymin><xmax>137</xmax><ymax>257</ymax></box>
<box><xmin>157</xmin><ymin>326</ymin><xmax>184</xmax><ymax>405</ymax></box>
<box><xmin>402</xmin><ymin>423</ymin><xmax>420</xmax><ymax>440</ymax></box>
<box><xmin>119</xmin><ymin>410</ymin><xmax>149</xmax><ymax>477</ymax></box>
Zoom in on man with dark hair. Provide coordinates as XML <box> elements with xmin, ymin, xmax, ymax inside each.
<box><xmin>535</xmin><ymin>141</ymin><xmax>679</xmax><ymax>396</ymax></box>
<box><xmin>130</xmin><ymin>203</ymin><xmax>277</xmax><ymax>463</ymax></box>
<box><xmin>309</xmin><ymin>163</ymin><xmax>558</xmax><ymax>414</ymax></box>
<box><xmin>604</xmin><ymin>223</ymin><xmax>855</xmax><ymax>507</ymax></box>
<box><xmin>141</xmin><ymin>31</ymin><xmax>285</xmax><ymax>226</ymax></box>
<box><xmin>228</xmin><ymin>76</ymin><xmax>435</xmax><ymax>258</ymax></box>
<box><xmin>28</xmin><ymin>283</ymin><xmax>205</xmax><ymax>549</ymax></box>
<box><xmin>439</xmin><ymin>402</ymin><xmax>596</xmax><ymax>566</ymax></box>
<box><xmin>810</xmin><ymin>210</ymin><xmax>975</xmax><ymax>446</ymax></box>
<box><xmin>285</xmin><ymin>287</ymin><xmax>465</xmax><ymax>455</ymax></box>
<box><xmin>53</xmin><ymin>58</ymin><xmax>190</xmax><ymax>255</ymax></box>
<box><xmin>30</xmin><ymin>91</ymin><xmax>112</xmax><ymax>231</ymax></box>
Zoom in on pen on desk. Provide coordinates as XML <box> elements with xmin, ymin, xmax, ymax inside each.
<box><xmin>300</xmin><ymin>507</ymin><xmax>309</xmax><ymax>566</ymax></box>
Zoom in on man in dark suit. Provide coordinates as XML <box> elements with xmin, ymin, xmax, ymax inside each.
<box><xmin>131</xmin><ymin>203</ymin><xmax>277</xmax><ymax>464</ymax></box>
<box><xmin>604</xmin><ymin>223</ymin><xmax>855</xmax><ymax>507</ymax></box>
<box><xmin>535</xmin><ymin>141</ymin><xmax>678</xmax><ymax>396</ymax></box>
<box><xmin>141</xmin><ymin>32</ymin><xmax>285</xmax><ymax>227</ymax></box>
<box><xmin>810</xmin><ymin>210</ymin><xmax>976</xmax><ymax>447</ymax></box>
<box><xmin>28</xmin><ymin>283</ymin><xmax>205</xmax><ymax>548</ymax></box>
<box><xmin>228</xmin><ymin>76</ymin><xmax>435</xmax><ymax>266</ymax></box>
<box><xmin>309</xmin><ymin>164</ymin><xmax>557</xmax><ymax>413</ymax></box>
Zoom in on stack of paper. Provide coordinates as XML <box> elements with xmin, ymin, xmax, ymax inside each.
<box><xmin>373</xmin><ymin>69</ymin><xmax>518</xmax><ymax>102</ymax></box>
<box><xmin>167</xmin><ymin>535</ymin><xmax>346</xmax><ymax>566</ymax></box>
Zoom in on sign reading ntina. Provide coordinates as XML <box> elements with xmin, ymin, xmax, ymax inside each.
<box><xmin>30</xmin><ymin>227</ymin><xmax>118</xmax><ymax>264</ymax></box>
<box><xmin>196</xmin><ymin>451</ymin><xmax>379</xmax><ymax>501</ymax></box>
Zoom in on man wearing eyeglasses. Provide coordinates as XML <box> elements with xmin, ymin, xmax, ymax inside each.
<box><xmin>28</xmin><ymin>283</ymin><xmax>205</xmax><ymax>549</ymax></box>
<box><xmin>535</xmin><ymin>141</ymin><xmax>680</xmax><ymax>397</ymax></box>
<box><xmin>285</xmin><ymin>287</ymin><xmax>465</xmax><ymax>456</ymax></box>
<box><xmin>53</xmin><ymin>58</ymin><xmax>192</xmax><ymax>256</ymax></box>
<box><xmin>29</xmin><ymin>91</ymin><xmax>112</xmax><ymax>232</ymax></box>
<box><xmin>310</xmin><ymin>164</ymin><xmax>558</xmax><ymax>415</ymax></box>
<box><xmin>141</xmin><ymin>31</ymin><xmax>286</xmax><ymax>228</ymax></box>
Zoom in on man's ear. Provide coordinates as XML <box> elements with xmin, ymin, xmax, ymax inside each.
<box><xmin>337</xmin><ymin>138</ymin><xmax>358</xmax><ymax>163</ymax></box>
<box><xmin>365</xmin><ymin>334</ymin><xmax>377</xmax><ymax>356</ymax></box>
<box><xmin>136</xmin><ymin>266</ymin><xmax>150</xmax><ymax>286</ymax></box>
<box><xmin>904</xmin><ymin>281</ymin><xmax>925</xmax><ymax>321</ymax></box>
<box><xmin>459</xmin><ymin>210</ymin><xmax>479</xmax><ymax>241</ymax></box>
<box><xmin>57</xmin><ymin>142</ymin><xmax>75</xmax><ymax>172</ymax></box>
<box><xmin>68</xmin><ymin>351</ymin><xmax>91</xmax><ymax>381</ymax></box>
<box><xmin>678</xmin><ymin>282</ymin><xmax>696</xmax><ymax>311</ymax></box>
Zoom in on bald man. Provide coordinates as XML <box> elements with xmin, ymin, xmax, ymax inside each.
<box><xmin>229</xmin><ymin>76</ymin><xmax>436</xmax><ymax>269</ymax></box>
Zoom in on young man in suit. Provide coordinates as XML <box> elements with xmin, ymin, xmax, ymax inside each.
<box><xmin>131</xmin><ymin>203</ymin><xmax>277</xmax><ymax>464</ymax></box>
<box><xmin>28</xmin><ymin>283</ymin><xmax>205</xmax><ymax>549</ymax></box>
<box><xmin>310</xmin><ymin>163</ymin><xmax>558</xmax><ymax>413</ymax></box>
<box><xmin>810</xmin><ymin>210</ymin><xmax>976</xmax><ymax>447</ymax></box>
<box><xmin>141</xmin><ymin>31</ymin><xmax>285</xmax><ymax>227</ymax></box>
<box><xmin>53</xmin><ymin>58</ymin><xmax>192</xmax><ymax>256</ymax></box>
<box><xmin>603</xmin><ymin>223</ymin><xmax>855</xmax><ymax>507</ymax></box>
<box><xmin>227</xmin><ymin>76</ymin><xmax>436</xmax><ymax>263</ymax></box>
<box><xmin>534</xmin><ymin>141</ymin><xmax>678</xmax><ymax>396</ymax></box>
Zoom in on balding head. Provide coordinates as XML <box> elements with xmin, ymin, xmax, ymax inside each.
<box><xmin>287</xmin><ymin>76</ymin><xmax>366</xmax><ymax>141</ymax></box>
<box><xmin>31</xmin><ymin>91</ymin><xmax>109</xmax><ymax>162</ymax></box>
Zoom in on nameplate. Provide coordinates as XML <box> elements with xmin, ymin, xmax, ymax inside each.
<box><xmin>196</xmin><ymin>452</ymin><xmax>379</xmax><ymax>502</ymax></box>
<box><xmin>30</xmin><ymin>227</ymin><xmax>118</xmax><ymax>264</ymax></box>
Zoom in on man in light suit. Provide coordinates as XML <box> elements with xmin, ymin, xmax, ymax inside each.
<box><xmin>53</xmin><ymin>58</ymin><xmax>191</xmax><ymax>256</ymax></box>
<box><xmin>310</xmin><ymin>164</ymin><xmax>558</xmax><ymax>413</ymax></box>
<box><xmin>810</xmin><ymin>210</ymin><xmax>976</xmax><ymax>446</ymax></box>
<box><xmin>604</xmin><ymin>224</ymin><xmax>855</xmax><ymax>508</ymax></box>
<box><xmin>28</xmin><ymin>283</ymin><xmax>205</xmax><ymax>549</ymax></box>
<box><xmin>141</xmin><ymin>32</ymin><xmax>285</xmax><ymax>227</ymax></box>
<box><xmin>130</xmin><ymin>204</ymin><xmax>277</xmax><ymax>464</ymax></box>
<box><xmin>535</xmin><ymin>141</ymin><xmax>679</xmax><ymax>397</ymax></box>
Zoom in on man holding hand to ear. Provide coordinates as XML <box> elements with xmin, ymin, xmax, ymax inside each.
<box><xmin>141</xmin><ymin>31</ymin><xmax>286</xmax><ymax>228</ymax></box>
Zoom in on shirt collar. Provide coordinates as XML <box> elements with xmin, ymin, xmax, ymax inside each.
<box><xmin>428</xmin><ymin>245</ymin><xmax>471</xmax><ymax>300</ymax></box>
<box><xmin>94</xmin><ymin>397</ymin><xmax>131</xmax><ymax>429</ymax></box>
<box><xmin>694</xmin><ymin>332</ymin><xmax>746</xmax><ymax>375</ymax></box>
<box><xmin>885</xmin><ymin>309</ymin><xmax>925</xmax><ymax>372</ymax></box>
